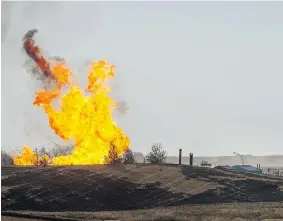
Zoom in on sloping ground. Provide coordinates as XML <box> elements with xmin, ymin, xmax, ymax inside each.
<box><xmin>2</xmin><ymin>164</ymin><xmax>283</xmax><ymax>212</ymax></box>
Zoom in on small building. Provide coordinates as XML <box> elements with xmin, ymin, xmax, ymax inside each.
<box><xmin>232</xmin><ymin>165</ymin><xmax>262</xmax><ymax>174</ymax></box>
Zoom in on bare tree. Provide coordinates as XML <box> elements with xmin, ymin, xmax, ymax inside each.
<box><xmin>50</xmin><ymin>143</ymin><xmax>73</xmax><ymax>157</ymax></box>
<box><xmin>146</xmin><ymin>142</ymin><xmax>167</xmax><ymax>164</ymax></box>
<box><xmin>51</xmin><ymin>147</ymin><xmax>60</xmax><ymax>157</ymax></box>
<box><xmin>39</xmin><ymin>156</ymin><xmax>49</xmax><ymax>167</ymax></box>
<box><xmin>1</xmin><ymin>151</ymin><xmax>13</xmax><ymax>165</ymax></box>
<box><xmin>34</xmin><ymin>147</ymin><xmax>39</xmax><ymax>167</ymax></box>
<box><xmin>122</xmin><ymin>148</ymin><xmax>136</xmax><ymax>164</ymax></box>
<box><xmin>60</xmin><ymin>145</ymin><xmax>73</xmax><ymax>155</ymax></box>
<box><xmin>104</xmin><ymin>143</ymin><xmax>122</xmax><ymax>164</ymax></box>
<box><xmin>38</xmin><ymin>147</ymin><xmax>49</xmax><ymax>167</ymax></box>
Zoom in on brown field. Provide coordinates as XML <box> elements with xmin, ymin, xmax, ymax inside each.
<box><xmin>2</xmin><ymin>164</ymin><xmax>283</xmax><ymax>220</ymax></box>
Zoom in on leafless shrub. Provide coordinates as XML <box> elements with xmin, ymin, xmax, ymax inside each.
<box><xmin>104</xmin><ymin>143</ymin><xmax>122</xmax><ymax>164</ymax></box>
<box><xmin>50</xmin><ymin>144</ymin><xmax>73</xmax><ymax>157</ymax></box>
<box><xmin>146</xmin><ymin>142</ymin><xmax>167</xmax><ymax>164</ymax></box>
<box><xmin>122</xmin><ymin>148</ymin><xmax>136</xmax><ymax>164</ymax></box>
<box><xmin>1</xmin><ymin>150</ymin><xmax>14</xmax><ymax>165</ymax></box>
<box><xmin>34</xmin><ymin>147</ymin><xmax>40</xmax><ymax>167</ymax></box>
<box><xmin>38</xmin><ymin>147</ymin><xmax>49</xmax><ymax>167</ymax></box>
<box><xmin>32</xmin><ymin>146</ymin><xmax>50</xmax><ymax>167</ymax></box>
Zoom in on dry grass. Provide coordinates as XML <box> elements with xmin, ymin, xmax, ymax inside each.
<box><xmin>3</xmin><ymin>203</ymin><xmax>283</xmax><ymax>221</ymax></box>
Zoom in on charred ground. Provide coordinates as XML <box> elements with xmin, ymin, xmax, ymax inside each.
<box><xmin>2</xmin><ymin>164</ymin><xmax>283</xmax><ymax>213</ymax></box>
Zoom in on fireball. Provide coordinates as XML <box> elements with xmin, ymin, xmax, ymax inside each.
<box><xmin>13</xmin><ymin>30</ymin><xmax>130</xmax><ymax>165</ymax></box>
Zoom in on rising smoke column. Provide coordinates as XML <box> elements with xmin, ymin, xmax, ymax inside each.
<box><xmin>23</xmin><ymin>29</ymin><xmax>69</xmax><ymax>90</ymax></box>
<box><xmin>23</xmin><ymin>29</ymin><xmax>56</xmax><ymax>83</ymax></box>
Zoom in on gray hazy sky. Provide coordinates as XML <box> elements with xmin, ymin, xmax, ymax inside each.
<box><xmin>2</xmin><ymin>1</ymin><xmax>283</xmax><ymax>156</ymax></box>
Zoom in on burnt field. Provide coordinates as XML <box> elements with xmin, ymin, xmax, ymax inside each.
<box><xmin>2</xmin><ymin>164</ymin><xmax>283</xmax><ymax>220</ymax></box>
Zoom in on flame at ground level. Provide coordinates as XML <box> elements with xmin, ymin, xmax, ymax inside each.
<box><xmin>14</xmin><ymin>61</ymin><xmax>130</xmax><ymax>165</ymax></box>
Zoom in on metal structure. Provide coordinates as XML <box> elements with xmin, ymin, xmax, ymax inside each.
<box><xmin>201</xmin><ymin>160</ymin><xmax>212</xmax><ymax>167</ymax></box>
<box><xmin>233</xmin><ymin>152</ymin><xmax>244</xmax><ymax>165</ymax></box>
<box><xmin>189</xmin><ymin>153</ymin><xmax>193</xmax><ymax>166</ymax></box>
<box><xmin>179</xmin><ymin>149</ymin><xmax>182</xmax><ymax>165</ymax></box>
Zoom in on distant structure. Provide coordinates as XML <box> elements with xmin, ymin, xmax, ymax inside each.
<box><xmin>179</xmin><ymin>149</ymin><xmax>182</xmax><ymax>165</ymax></box>
<box><xmin>232</xmin><ymin>165</ymin><xmax>262</xmax><ymax>174</ymax></box>
<box><xmin>265</xmin><ymin>167</ymin><xmax>283</xmax><ymax>177</ymax></box>
<box><xmin>200</xmin><ymin>160</ymin><xmax>212</xmax><ymax>168</ymax></box>
<box><xmin>233</xmin><ymin>152</ymin><xmax>245</xmax><ymax>165</ymax></box>
<box><xmin>134</xmin><ymin>151</ymin><xmax>283</xmax><ymax>168</ymax></box>
<box><xmin>189</xmin><ymin>153</ymin><xmax>193</xmax><ymax>166</ymax></box>
<box><xmin>133</xmin><ymin>152</ymin><xmax>145</xmax><ymax>163</ymax></box>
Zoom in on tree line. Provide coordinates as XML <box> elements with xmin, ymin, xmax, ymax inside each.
<box><xmin>1</xmin><ymin>142</ymin><xmax>167</xmax><ymax>166</ymax></box>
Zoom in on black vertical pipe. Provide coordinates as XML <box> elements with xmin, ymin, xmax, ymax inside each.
<box><xmin>189</xmin><ymin>153</ymin><xmax>193</xmax><ymax>166</ymax></box>
<box><xmin>179</xmin><ymin>149</ymin><xmax>182</xmax><ymax>165</ymax></box>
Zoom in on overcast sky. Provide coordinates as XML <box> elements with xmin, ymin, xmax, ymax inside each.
<box><xmin>2</xmin><ymin>1</ymin><xmax>283</xmax><ymax>156</ymax></box>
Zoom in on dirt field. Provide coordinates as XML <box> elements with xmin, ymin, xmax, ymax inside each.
<box><xmin>2</xmin><ymin>164</ymin><xmax>283</xmax><ymax>220</ymax></box>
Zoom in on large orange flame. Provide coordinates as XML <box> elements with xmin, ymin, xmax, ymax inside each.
<box><xmin>13</xmin><ymin>145</ymin><xmax>37</xmax><ymax>166</ymax></box>
<box><xmin>13</xmin><ymin>30</ymin><xmax>130</xmax><ymax>165</ymax></box>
